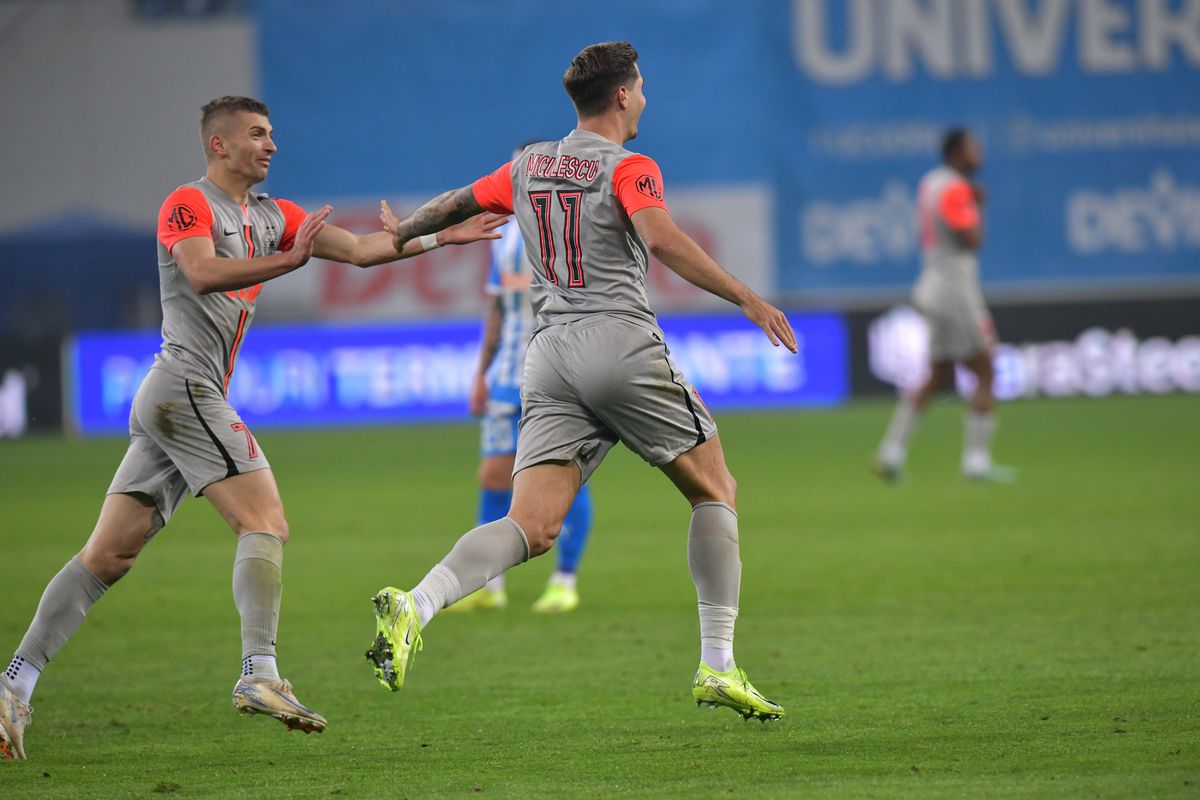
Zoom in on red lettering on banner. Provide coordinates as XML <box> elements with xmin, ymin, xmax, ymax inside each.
<box><xmin>317</xmin><ymin>208</ymin><xmax>490</xmax><ymax>310</ymax></box>
<box><xmin>322</xmin><ymin>257</ymin><xmax>477</xmax><ymax>307</ymax></box>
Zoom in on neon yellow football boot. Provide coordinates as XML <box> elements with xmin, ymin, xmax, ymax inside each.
<box><xmin>365</xmin><ymin>587</ymin><xmax>423</xmax><ymax>691</ymax></box>
<box><xmin>444</xmin><ymin>587</ymin><xmax>508</xmax><ymax>613</ymax></box>
<box><xmin>692</xmin><ymin>663</ymin><xmax>784</xmax><ymax>722</ymax></box>
<box><xmin>531</xmin><ymin>581</ymin><xmax>579</xmax><ymax>613</ymax></box>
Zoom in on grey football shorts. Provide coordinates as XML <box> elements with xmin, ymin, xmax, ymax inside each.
<box><xmin>107</xmin><ymin>366</ymin><xmax>270</xmax><ymax>522</ymax></box>
<box><xmin>916</xmin><ymin>292</ymin><xmax>995</xmax><ymax>363</ymax></box>
<box><xmin>514</xmin><ymin>314</ymin><xmax>717</xmax><ymax>483</ymax></box>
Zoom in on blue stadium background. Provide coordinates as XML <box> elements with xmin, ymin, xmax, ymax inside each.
<box><xmin>258</xmin><ymin>0</ymin><xmax>1200</xmax><ymax>296</ymax></box>
<box><xmin>1</xmin><ymin>0</ymin><xmax>1197</xmax><ymax>434</ymax></box>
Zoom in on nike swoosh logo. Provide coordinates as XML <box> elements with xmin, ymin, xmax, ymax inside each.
<box><xmin>266</xmin><ymin>686</ymin><xmax>312</xmax><ymax>713</ymax></box>
<box><xmin>223</xmin><ymin>228</ymin><xmax>238</xmax><ymax>236</ymax></box>
<box><xmin>404</xmin><ymin>626</ymin><xmax>411</xmax><ymax>646</ymax></box>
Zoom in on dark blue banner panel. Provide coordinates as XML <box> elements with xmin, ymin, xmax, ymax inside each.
<box><xmin>68</xmin><ymin>313</ymin><xmax>848</xmax><ymax>436</ymax></box>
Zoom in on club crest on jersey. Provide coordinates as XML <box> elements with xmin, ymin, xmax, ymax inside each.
<box><xmin>264</xmin><ymin>221</ymin><xmax>278</xmax><ymax>251</ymax></box>
<box><xmin>166</xmin><ymin>204</ymin><xmax>198</xmax><ymax>233</ymax></box>
<box><xmin>635</xmin><ymin>175</ymin><xmax>663</xmax><ymax>201</ymax></box>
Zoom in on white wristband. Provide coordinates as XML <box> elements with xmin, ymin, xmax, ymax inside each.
<box><xmin>419</xmin><ymin>233</ymin><xmax>442</xmax><ymax>252</ymax></box>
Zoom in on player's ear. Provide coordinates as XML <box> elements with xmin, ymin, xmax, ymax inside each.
<box><xmin>207</xmin><ymin>133</ymin><xmax>225</xmax><ymax>159</ymax></box>
<box><xmin>616</xmin><ymin>84</ymin><xmax>629</xmax><ymax>111</ymax></box>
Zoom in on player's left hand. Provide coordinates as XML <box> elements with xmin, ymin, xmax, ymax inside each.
<box><xmin>443</xmin><ymin>213</ymin><xmax>508</xmax><ymax>246</ymax></box>
<box><xmin>740</xmin><ymin>296</ymin><xmax>798</xmax><ymax>354</ymax></box>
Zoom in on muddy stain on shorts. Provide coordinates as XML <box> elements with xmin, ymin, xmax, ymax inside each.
<box><xmin>155</xmin><ymin>402</ymin><xmax>179</xmax><ymax>441</ymax></box>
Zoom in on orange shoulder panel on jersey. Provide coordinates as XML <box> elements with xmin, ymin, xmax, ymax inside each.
<box><xmin>274</xmin><ymin>198</ymin><xmax>308</xmax><ymax>251</ymax></box>
<box><xmin>472</xmin><ymin>161</ymin><xmax>514</xmax><ymax>214</ymax></box>
<box><xmin>613</xmin><ymin>154</ymin><xmax>670</xmax><ymax>217</ymax></box>
<box><xmin>158</xmin><ymin>186</ymin><xmax>214</xmax><ymax>252</ymax></box>
<box><xmin>939</xmin><ymin>179</ymin><xmax>980</xmax><ymax>231</ymax></box>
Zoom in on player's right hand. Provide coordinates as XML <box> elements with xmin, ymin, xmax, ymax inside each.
<box><xmin>740</xmin><ymin>296</ymin><xmax>798</xmax><ymax>354</ymax></box>
<box><xmin>379</xmin><ymin>200</ymin><xmax>411</xmax><ymax>252</ymax></box>
<box><xmin>290</xmin><ymin>205</ymin><xmax>332</xmax><ymax>267</ymax></box>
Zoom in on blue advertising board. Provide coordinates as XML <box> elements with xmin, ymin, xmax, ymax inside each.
<box><xmin>67</xmin><ymin>313</ymin><xmax>848</xmax><ymax>436</ymax></box>
<box><xmin>258</xmin><ymin>0</ymin><xmax>1200</xmax><ymax>299</ymax></box>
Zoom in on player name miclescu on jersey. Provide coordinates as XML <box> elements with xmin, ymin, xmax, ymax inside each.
<box><xmin>525</xmin><ymin>153</ymin><xmax>601</xmax><ymax>182</ymax></box>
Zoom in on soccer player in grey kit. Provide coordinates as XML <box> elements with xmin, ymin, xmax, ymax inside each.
<box><xmin>0</xmin><ymin>96</ymin><xmax>504</xmax><ymax>759</ymax></box>
<box><xmin>875</xmin><ymin>128</ymin><xmax>1014</xmax><ymax>483</ymax></box>
<box><xmin>366</xmin><ymin>42</ymin><xmax>794</xmax><ymax>721</ymax></box>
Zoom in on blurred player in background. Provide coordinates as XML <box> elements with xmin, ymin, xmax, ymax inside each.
<box><xmin>452</xmin><ymin>153</ymin><xmax>594</xmax><ymax>614</ymax></box>
<box><xmin>367</xmin><ymin>42</ymin><xmax>795</xmax><ymax>721</ymax></box>
<box><xmin>874</xmin><ymin>127</ymin><xmax>1014</xmax><ymax>483</ymax></box>
<box><xmin>0</xmin><ymin>96</ymin><xmax>503</xmax><ymax>759</ymax></box>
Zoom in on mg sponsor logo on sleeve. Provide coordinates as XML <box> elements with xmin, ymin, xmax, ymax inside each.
<box><xmin>867</xmin><ymin>305</ymin><xmax>1200</xmax><ymax>400</ymax></box>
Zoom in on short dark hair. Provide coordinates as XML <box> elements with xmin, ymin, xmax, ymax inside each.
<box><xmin>562</xmin><ymin>42</ymin><xmax>639</xmax><ymax>118</ymax></box>
<box><xmin>941</xmin><ymin>127</ymin><xmax>971</xmax><ymax>162</ymax></box>
<box><xmin>200</xmin><ymin>95</ymin><xmax>269</xmax><ymax>143</ymax></box>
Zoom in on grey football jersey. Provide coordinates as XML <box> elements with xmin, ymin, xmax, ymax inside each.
<box><xmin>504</xmin><ymin>130</ymin><xmax>664</xmax><ymax>333</ymax></box>
<box><xmin>913</xmin><ymin>165</ymin><xmax>981</xmax><ymax>300</ymax></box>
<box><xmin>155</xmin><ymin>177</ymin><xmax>296</xmax><ymax>392</ymax></box>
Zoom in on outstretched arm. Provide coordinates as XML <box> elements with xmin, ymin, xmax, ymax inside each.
<box><xmin>313</xmin><ymin>209</ymin><xmax>506</xmax><ymax>267</ymax></box>
<box><xmin>381</xmin><ymin>186</ymin><xmax>486</xmax><ymax>253</ymax></box>
<box><xmin>173</xmin><ymin>205</ymin><xmax>331</xmax><ymax>294</ymax></box>
<box><xmin>631</xmin><ymin>206</ymin><xmax>797</xmax><ymax>353</ymax></box>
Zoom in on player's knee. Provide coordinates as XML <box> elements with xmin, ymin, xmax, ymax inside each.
<box><xmin>236</xmin><ymin>509</ymin><xmax>289</xmax><ymax>542</ymax></box>
<box><xmin>713</xmin><ymin>471</ymin><xmax>738</xmax><ymax>506</ymax></box>
<box><xmin>80</xmin><ymin>542</ymin><xmax>138</xmax><ymax>585</ymax></box>
<box><xmin>685</xmin><ymin>470</ymin><xmax>736</xmax><ymax>508</ymax></box>
<box><xmin>265</xmin><ymin>514</ymin><xmax>289</xmax><ymax>543</ymax></box>
<box><xmin>522</xmin><ymin>517</ymin><xmax>563</xmax><ymax>557</ymax></box>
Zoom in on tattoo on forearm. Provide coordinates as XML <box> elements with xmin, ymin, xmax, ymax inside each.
<box><xmin>394</xmin><ymin>186</ymin><xmax>483</xmax><ymax>244</ymax></box>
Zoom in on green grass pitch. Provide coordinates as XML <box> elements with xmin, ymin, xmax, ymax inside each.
<box><xmin>0</xmin><ymin>395</ymin><xmax>1197</xmax><ymax>798</ymax></box>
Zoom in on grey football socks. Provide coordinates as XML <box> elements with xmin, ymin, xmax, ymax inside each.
<box><xmin>232</xmin><ymin>532</ymin><xmax>283</xmax><ymax>669</ymax></box>
<box><xmin>688</xmin><ymin>502</ymin><xmax>741</xmax><ymax>672</ymax></box>
<box><xmin>412</xmin><ymin>517</ymin><xmax>529</xmax><ymax>626</ymax></box>
<box><xmin>879</xmin><ymin>397</ymin><xmax>920</xmax><ymax>467</ymax></box>
<box><xmin>962</xmin><ymin>410</ymin><xmax>997</xmax><ymax>474</ymax></box>
<box><xmin>8</xmin><ymin>556</ymin><xmax>109</xmax><ymax>702</ymax></box>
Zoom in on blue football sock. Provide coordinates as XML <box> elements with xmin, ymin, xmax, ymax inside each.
<box><xmin>478</xmin><ymin>488</ymin><xmax>512</xmax><ymax>526</ymax></box>
<box><xmin>555</xmin><ymin>484</ymin><xmax>593</xmax><ymax>574</ymax></box>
